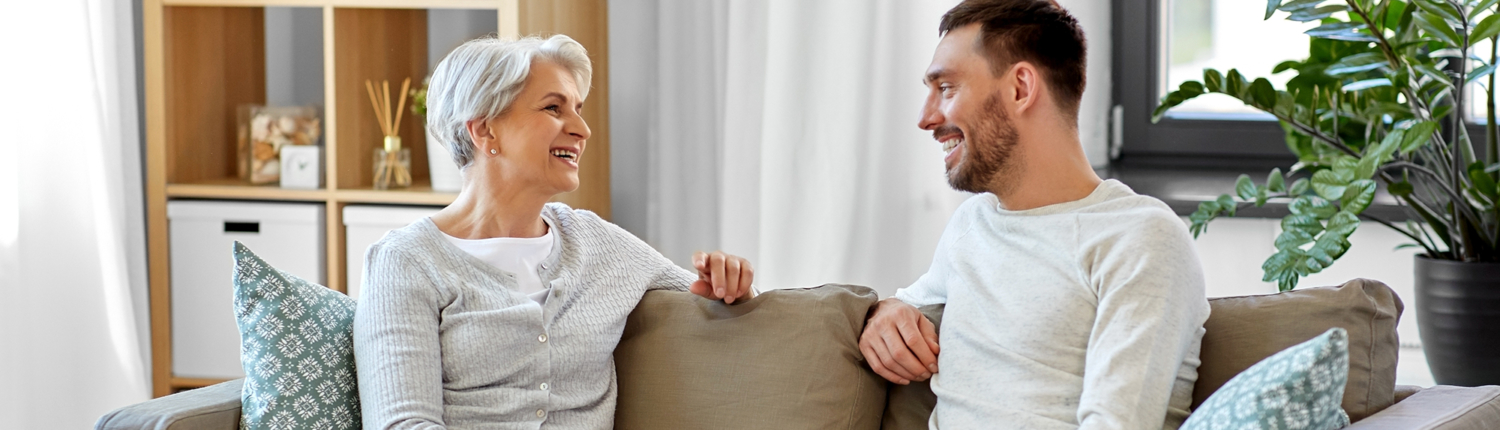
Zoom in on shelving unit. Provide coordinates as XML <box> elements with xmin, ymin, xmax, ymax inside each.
<box><xmin>142</xmin><ymin>0</ymin><xmax>611</xmax><ymax>396</ymax></box>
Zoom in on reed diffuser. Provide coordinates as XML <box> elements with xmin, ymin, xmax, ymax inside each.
<box><xmin>367</xmin><ymin>78</ymin><xmax>413</xmax><ymax>189</ymax></box>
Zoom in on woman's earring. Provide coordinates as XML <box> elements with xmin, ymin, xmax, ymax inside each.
<box><xmin>489</xmin><ymin>148</ymin><xmax>498</xmax><ymax>155</ymax></box>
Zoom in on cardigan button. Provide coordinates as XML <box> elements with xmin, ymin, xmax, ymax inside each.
<box><xmin>538</xmin><ymin>333</ymin><xmax>548</xmax><ymax>343</ymax></box>
<box><xmin>540</xmin><ymin>382</ymin><xmax>549</xmax><ymax>390</ymax></box>
<box><xmin>536</xmin><ymin>409</ymin><xmax>546</xmax><ymax>418</ymax></box>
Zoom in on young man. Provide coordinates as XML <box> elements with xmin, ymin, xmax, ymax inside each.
<box><xmin>858</xmin><ymin>1</ymin><xmax>1211</xmax><ymax>429</ymax></box>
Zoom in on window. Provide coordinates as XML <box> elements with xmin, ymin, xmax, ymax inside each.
<box><xmin>1116</xmin><ymin>0</ymin><xmax>1490</xmax><ymax>165</ymax></box>
<box><xmin>1116</xmin><ymin>0</ymin><xmax>1303</xmax><ymax>163</ymax></box>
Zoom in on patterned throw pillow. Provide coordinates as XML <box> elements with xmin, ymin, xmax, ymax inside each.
<box><xmin>232</xmin><ymin>242</ymin><xmax>360</xmax><ymax>430</ymax></box>
<box><xmin>1183</xmin><ymin>328</ymin><xmax>1352</xmax><ymax>430</ymax></box>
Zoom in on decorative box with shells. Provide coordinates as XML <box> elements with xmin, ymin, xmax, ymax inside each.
<box><xmin>237</xmin><ymin>105</ymin><xmax>321</xmax><ymax>185</ymax></box>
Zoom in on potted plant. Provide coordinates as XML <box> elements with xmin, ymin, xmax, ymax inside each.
<box><xmin>1154</xmin><ymin>0</ymin><xmax>1499</xmax><ymax>386</ymax></box>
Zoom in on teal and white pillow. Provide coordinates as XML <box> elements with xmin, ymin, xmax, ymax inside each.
<box><xmin>233</xmin><ymin>242</ymin><xmax>360</xmax><ymax>430</ymax></box>
<box><xmin>1183</xmin><ymin>327</ymin><xmax>1351</xmax><ymax>430</ymax></box>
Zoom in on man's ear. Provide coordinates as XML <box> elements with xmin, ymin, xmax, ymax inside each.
<box><xmin>466</xmin><ymin>118</ymin><xmax>494</xmax><ymax>155</ymax></box>
<box><xmin>1009</xmin><ymin>61</ymin><xmax>1042</xmax><ymax>115</ymax></box>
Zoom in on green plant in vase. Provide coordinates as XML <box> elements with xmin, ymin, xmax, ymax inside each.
<box><xmin>1155</xmin><ymin>0</ymin><xmax>1500</xmax><ymax>385</ymax></box>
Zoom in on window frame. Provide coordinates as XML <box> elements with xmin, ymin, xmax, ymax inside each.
<box><xmin>1113</xmin><ymin>0</ymin><xmax>1298</xmax><ymax>164</ymax></box>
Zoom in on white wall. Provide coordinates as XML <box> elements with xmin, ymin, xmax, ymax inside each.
<box><xmin>1188</xmin><ymin>217</ymin><xmax>1433</xmax><ymax>385</ymax></box>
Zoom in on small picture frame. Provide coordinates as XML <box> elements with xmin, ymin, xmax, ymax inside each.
<box><xmin>278</xmin><ymin>145</ymin><xmax>323</xmax><ymax>190</ymax></box>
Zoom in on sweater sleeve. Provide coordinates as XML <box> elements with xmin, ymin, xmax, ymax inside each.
<box><xmin>1075</xmin><ymin>212</ymin><xmax>1210</xmax><ymax>430</ymax></box>
<box><xmin>893</xmin><ymin>195</ymin><xmax>982</xmax><ymax>306</ymax></box>
<box><xmin>575</xmin><ymin>207</ymin><xmax>695</xmax><ymax>292</ymax></box>
<box><xmin>354</xmin><ymin>242</ymin><xmax>448</xmax><ymax>430</ymax></box>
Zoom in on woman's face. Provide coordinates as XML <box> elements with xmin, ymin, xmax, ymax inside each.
<box><xmin>475</xmin><ymin>59</ymin><xmax>591</xmax><ymax>196</ymax></box>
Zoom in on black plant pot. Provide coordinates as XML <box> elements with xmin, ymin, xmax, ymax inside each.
<box><xmin>1415</xmin><ymin>255</ymin><xmax>1500</xmax><ymax>386</ymax></box>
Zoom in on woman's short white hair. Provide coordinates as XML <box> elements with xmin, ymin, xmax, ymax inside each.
<box><xmin>426</xmin><ymin>34</ymin><xmax>592</xmax><ymax>169</ymax></box>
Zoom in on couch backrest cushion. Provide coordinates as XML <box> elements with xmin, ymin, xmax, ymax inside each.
<box><xmin>1197</xmin><ymin>278</ymin><xmax>1403</xmax><ymax>422</ymax></box>
<box><xmin>232</xmin><ymin>242</ymin><xmax>361</xmax><ymax>429</ymax></box>
<box><xmin>614</xmin><ymin>284</ymin><xmax>886</xmax><ymax>430</ymax></box>
<box><xmin>879</xmin><ymin>304</ymin><xmax>944</xmax><ymax>430</ymax></box>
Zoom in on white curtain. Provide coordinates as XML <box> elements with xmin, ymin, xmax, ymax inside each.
<box><xmin>0</xmin><ymin>0</ymin><xmax>151</xmax><ymax>427</ymax></box>
<box><xmin>611</xmin><ymin>0</ymin><xmax>972</xmax><ymax>297</ymax></box>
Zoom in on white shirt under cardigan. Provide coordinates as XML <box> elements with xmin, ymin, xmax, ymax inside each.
<box><xmin>441</xmin><ymin>226</ymin><xmax>554</xmax><ymax>304</ymax></box>
<box><xmin>354</xmin><ymin>203</ymin><xmax>697</xmax><ymax>429</ymax></box>
<box><xmin>894</xmin><ymin>180</ymin><xmax>1211</xmax><ymax>430</ymax></box>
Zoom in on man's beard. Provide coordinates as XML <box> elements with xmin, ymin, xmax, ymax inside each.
<box><xmin>946</xmin><ymin>94</ymin><xmax>1019</xmax><ymax>194</ymax></box>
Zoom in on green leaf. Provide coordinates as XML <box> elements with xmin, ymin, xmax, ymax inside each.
<box><xmin>1290</xmin><ymin>195</ymin><xmax>1340</xmax><ymax>217</ymax></box>
<box><xmin>1204</xmin><ymin>69</ymin><xmax>1224</xmax><ymax>92</ymax></box>
<box><xmin>1432</xmin><ymin>103</ymin><xmax>1455</xmax><ymax>120</ymax></box>
<box><xmin>1290</xmin><ymin>177</ymin><xmax>1312</xmax><ymax>195</ymax></box>
<box><xmin>1251</xmin><ymin>78</ymin><xmax>1278</xmax><ymax>108</ymax></box>
<box><xmin>1469</xmin><ymin>162</ymin><xmax>1500</xmax><ymax>200</ymax></box>
<box><xmin>1272</xmin><ymin>60</ymin><xmax>1302</xmax><ymax>74</ymax></box>
<box><xmin>1279</xmin><ymin>0</ymin><xmax>1325</xmax><ymax>13</ymax></box>
<box><xmin>1267</xmin><ymin>168</ymin><xmax>1286</xmax><ymax>192</ymax></box>
<box><xmin>1466</xmin><ymin>64</ymin><xmax>1497</xmax><ymax>85</ymax></box>
<box><xmin>1340</xmin><ymin>179</ymin><xmax>1379</xmax><ymax>213</ymax></box>
<box><xmin>1342</xmin><ymin>78</ymin><xmax>1392</xmax><ymax>91</ymax></box>
<box><xmin>1275</xmin><ymin>228</ymin><xmax>1317</xmax><ymax>250</ymax></box>
<box><xmin>1268</xmin><ymin>0</ymin><xmax>1285</xmax><ymax>19</ymax></box>
<box><xmin>1415</xmin><ymin>11</ymin><xmax>1461</xmax><ymax>46</ymax></box>
<box><xmin>1305</xmin><ymin>228</ymin><xmax>1352</xmax><ymax>272</ymax></box>
<box><xmin>1388</xmin><ymin>180</ymin><xmax>1415</xmax><ymax>196</ymax></box>
<box><xmin>1327</xmin><ymin>52</ymin><xmax>1388</xmax><ymax>75</ymax></box>
<box><xmin>1289</xmin><ymin>4</ymin><xmax>1349</xmax><ymax>21</ymax></box>
<box><xmin>1475</xmin><ymin>13</ymin><xmax>1500</xmax><ymax>42</ymax></box>
<box><xmin>1413</xmin><ymin>62</ymin><xmax>1454</xmax><ymax>88</ymax></box>
<box><xmin>1305</xmin><ymin>22</ymin><xmax>1376</xmax><ymax>42</ymax></box>
<box><xmin>1311</xmin><ymin>169</ymin><xmax>1354</xmax><ymax>200</ymax></box>
<box><xmin>1283</xmin><ymin>213</ymin><xmax>1326</xmax><ymax>235</ymax></box>
<box><xmin>1472</xmin><ymin>0</ymin><xmax>1499</xmax><ymax>20</ymax></box>
<box><xmin>1399</xmin><ymin>120</ymin><xmax>1439</xmax><ymax>154</ymax></box>
<box><xmin>1257</xmin><ymin>187</ymin><xmax>1269</xmax><ymax>206</ymax></box>
<box><xmin>1236</xmin><ymin>174</ymin><xmax>1258</xmax><ymax>200</ymax></box>
<box><xmin>1217</xmin><ymin>194</ymin><xmax>1238</xmax><ymax>216</ymax></box>
<box><xmin>1262</xmin><ymin>248</ymin><xmax>1308</xmax><ymax>290</ymax></box>
<box><xmin>1412</xmin><ymin>0</ymin><xmax>1464</xmax><ymax>25</ymax></box>
<box><xmin>1325</xmin><ymin>210</ymin><xmax>1361</xmax><ymax>236</ymax></box>
<box><xmin>1227</xmin><ymin>69</ymin><xmax>1248</xmax><ymax>98</ymax></box>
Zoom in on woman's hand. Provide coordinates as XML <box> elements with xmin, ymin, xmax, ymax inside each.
<box><xmin>690</xmin><ymin>251</ymin><xmax>755</xmax><ymax>304</ymax></box>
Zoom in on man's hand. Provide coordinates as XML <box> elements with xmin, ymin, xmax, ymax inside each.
<box><xmin>690</xmin><ymin>251</ymin><xmax>755</xmax><ymax>304</ymax></box>
<box><xmin>860</xmin><ymin>298</ymin><xmax>940</xmax><ymax>385</ymax></box>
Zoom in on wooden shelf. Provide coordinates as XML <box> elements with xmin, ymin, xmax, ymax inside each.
<box><xmin>170</xmin><ymin>377</ymin><xmax>231</xmax><ymax>391</ymax></box>
<box><xmin>167</xmin><ymin>178</ymin><xmax>333</xmax><ymax>201</ymax></box>
<box><xmin>338</xmin><ymin>181</ymin><xmax>458</xmax><ymax>205</ymax></box>
<box><xmin>144</xmin><ymin>0</ymin><xmax>609</xmax><ymax>398</ymax></box>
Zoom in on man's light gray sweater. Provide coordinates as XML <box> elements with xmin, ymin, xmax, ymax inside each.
<box><xmin>353</xmin><ymin>203</ymin><xmax>695</xmax><ymax>429</ymax></box>
<box><xmin>894</xmin><ymin>180</ymin><xmax>1211</xmax><ymax>430</ymax></box>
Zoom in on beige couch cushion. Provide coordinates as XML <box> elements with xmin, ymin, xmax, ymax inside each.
<box><xmin>614</xmin><ymin>284</ymin><xmax>886</xmax><ymax>430</ymax></box>
<box><xmin>1197</xmin><ymin>278</ymin><xmax>1403</xmax><ymax>422</ymax></box>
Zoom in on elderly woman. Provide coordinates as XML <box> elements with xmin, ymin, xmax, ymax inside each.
<box><xmin>353</xmin><ymin>35</ymin><xmax>754</xmax><ymax>429</ymax></box>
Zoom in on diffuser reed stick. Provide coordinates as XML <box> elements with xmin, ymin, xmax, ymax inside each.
<box><xmin>367</xmin><ymin>77</ymin><xmax>413</xmax><ymax>189</ymax></box>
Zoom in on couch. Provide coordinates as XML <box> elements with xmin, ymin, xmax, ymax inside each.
<box><xmin>98</xmin><ymin>279</ymin><xmax>1500</xmax><ymax>429</ymax></box>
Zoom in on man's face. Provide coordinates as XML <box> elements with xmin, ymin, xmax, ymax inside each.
<box><xmin>919</xmin><ymin>24</ymin><xmax>1020</xmax><ymax>194</ymax></box>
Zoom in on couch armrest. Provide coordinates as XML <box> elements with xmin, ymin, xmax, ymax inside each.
<box><xmin>95</xmin><ymin>380</ymin><xmax>243</xmax><ymax>430</ymax></box>
<box><xmin>1346</xmin><ymin>385</ymin><xmax>1500</xmax><ymax>430</ymax></box>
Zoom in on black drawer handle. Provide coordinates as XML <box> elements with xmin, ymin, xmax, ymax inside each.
<box><xmin>224</xmin><ymin>222</ymin><xmax>260</xmax><ymax>233</ymax></box>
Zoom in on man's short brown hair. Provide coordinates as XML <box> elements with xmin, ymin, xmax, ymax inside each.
<box><xmin>940</xmin><ymin>0</ymin><xmax>1087</xmax><ymax>119</ymax></box>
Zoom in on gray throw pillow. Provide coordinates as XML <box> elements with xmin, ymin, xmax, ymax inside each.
<box><xmin>614</xmin><ymin>284</ymin><xmax>886</xmax><ymax>430</ymax></box>
<box><xmin>232</xmin><ymin>242</ymin><xmax>360</xmax><ymax>430</ymax></box>
<box><xmin>1182</xmin><ymin>328</ymin><xmax>1352</xmax><ymax>430</ymax></box>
